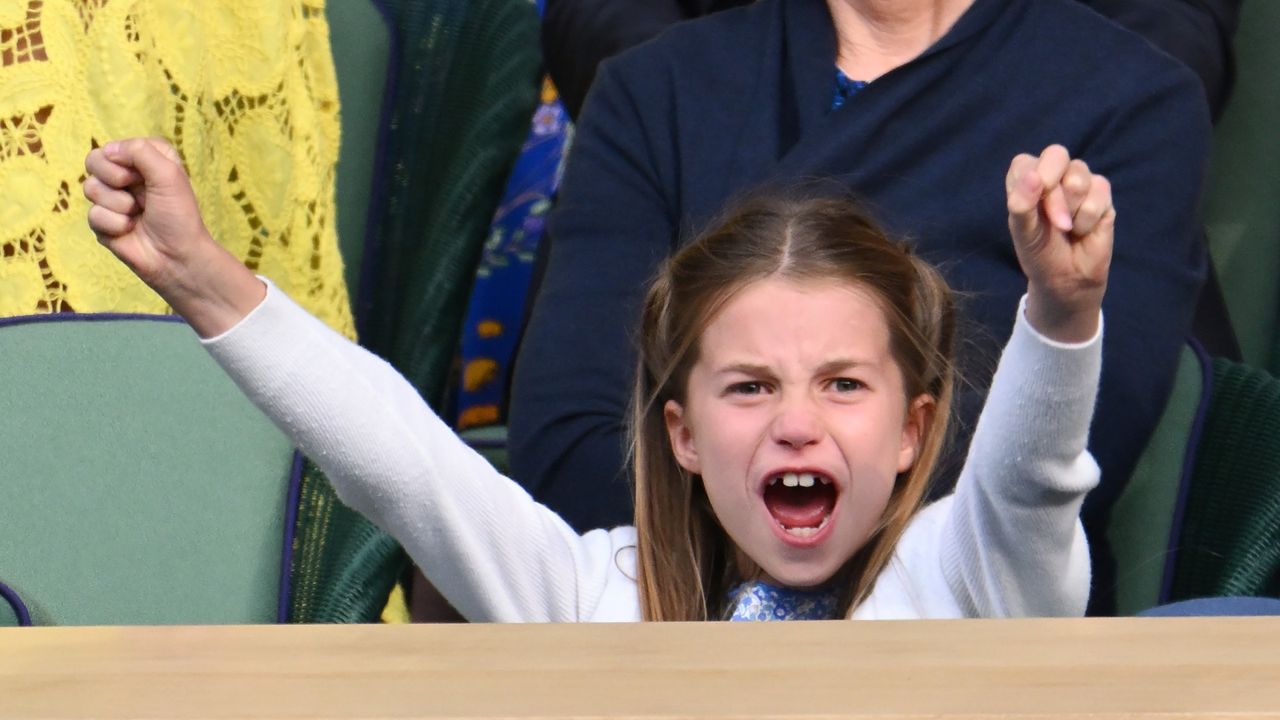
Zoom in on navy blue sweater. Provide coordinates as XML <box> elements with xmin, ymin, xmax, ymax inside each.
<box><xmin>510</xmin><ymin>0</ymin><xmax>1211</xmax><ymax>610</ymax></box>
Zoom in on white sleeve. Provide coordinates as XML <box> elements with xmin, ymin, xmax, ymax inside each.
<box><xmin>940</xmin><ymin>296</ymin><xmax>1102</xmax><ymax>617</ymax></box>
<box><xmin>200</xmin><ymin>280</ymin><xmax>619</xmax><ymax>622</ymax></box>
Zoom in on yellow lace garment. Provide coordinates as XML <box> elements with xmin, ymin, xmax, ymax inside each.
<box><xmin>0</xmin><ymin>0</ymin><xmax>355</xmax><ymax>339</ymax></box>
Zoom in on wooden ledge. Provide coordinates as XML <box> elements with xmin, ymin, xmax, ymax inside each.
<box><xmin>2</xmin><ymin>617</ymin><xmax>1278</xmax><ymax>718</ymax></box>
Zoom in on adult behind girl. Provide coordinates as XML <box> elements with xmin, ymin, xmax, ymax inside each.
<box><xmin>84</xmin><ymin>137</ymin><xmax>1110</xmax><ymax>621</ymax></box>
<box><xmin>510</xmin><ymin>0</ymin><xmax>1214</xmax><ymax>617</ymax></box>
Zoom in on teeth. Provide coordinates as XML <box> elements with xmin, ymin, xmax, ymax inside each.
<box><xmin>768</xmin><ymin>472</ymin><xmax>834</xmax><ymax>488</ymax></box>
<box><xmin>782</xmin><ymin>515</ymin><xmax>830</xmax><ymax>538</ymax></box>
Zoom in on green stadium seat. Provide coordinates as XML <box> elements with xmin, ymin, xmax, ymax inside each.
<box><xmin>0</xmin><ymin>314</ymin><xmax>293</xmax><ymax>625</ymax></box>
<box><xmin>0</xmin><ymin>313</ymin><xmax>403</xmax><ymax>626</ymax></box>
<box><xmin>1111</xmin><ymin>343</ymin><xmax>1280</xmax><ymax>613</ymax></box>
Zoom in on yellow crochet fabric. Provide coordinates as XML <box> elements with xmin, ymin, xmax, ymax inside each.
<box><xmin>0</xmin><ymin>0</ymin><xmax>355</xmax><ymax>339</ymax></box>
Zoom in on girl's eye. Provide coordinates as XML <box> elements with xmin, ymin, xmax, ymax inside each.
<box><xmin>830</xmin><ymin>378</ymin><xmax>864</xmax><ymax>393</ymax></box>
<box><xmin>728</xmin><ymin>381</ymin><xmax>767</xmax><ymax>396</ymax></box>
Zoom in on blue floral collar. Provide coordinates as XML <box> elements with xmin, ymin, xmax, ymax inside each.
<box><xmin>725</xmin><ymin>580</ymin><xmax>839</xmax><ymax>621</ymax></box>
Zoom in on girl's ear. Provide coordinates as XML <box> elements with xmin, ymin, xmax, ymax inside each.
<box><xmin>664</xmin><ymin>399</ymin><xmax>701</xmax><ymax>474</ymax></box>
<box><xmin>897</xmin><ymin>394</ymin><xmax>934</xmax><ymax>473</ymax></box>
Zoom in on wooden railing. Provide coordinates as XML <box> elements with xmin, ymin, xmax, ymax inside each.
<box><xmin>3</xmin><ymin>617</ymin><xmax>1279</xmax><ymax>718</ymax></box>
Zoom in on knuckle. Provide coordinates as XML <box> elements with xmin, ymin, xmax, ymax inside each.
<box><xmin>154</xmin><ymin>164</ymin><xmax>181</xmax><ymax>185</ymax></box>
<box><xmin>1007</xmin><ymin>194</ymin><xmax>1032</xmax><ymax>213</ymax></box>
<box><xmin>1044</xmin><ymin>143</ymin><xmax>1068</xmax><ymax>160</ymax></box>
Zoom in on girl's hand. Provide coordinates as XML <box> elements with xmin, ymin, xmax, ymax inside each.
<box><xmin>1006</xmin><ymin>145</ymin><xmax>1114</xmax><ymax>343</ymax></box>
<box><xmin>84</xmin><ymin>138</ymin><xmax>264</xmax><ymax>337</ymax></box>
<box><xmin>85</xmin><ymin>138</ymin><xmax>206</xmax><ymax>289</ymax></box>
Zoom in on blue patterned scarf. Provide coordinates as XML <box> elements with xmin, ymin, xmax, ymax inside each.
<box><xmin>725</xmin><ymin>581</ymin><xmax>839</xmax><ymax>621</ymax></box>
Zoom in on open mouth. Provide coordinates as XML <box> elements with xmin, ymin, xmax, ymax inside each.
<box><xmin>763</xmin><ymin>472</ymin><xmax>837</xmax><ymax>539</ymax></box>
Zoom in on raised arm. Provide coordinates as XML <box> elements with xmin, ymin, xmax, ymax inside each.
<box><xmin>84</xmin><ymin>139</ymin><xmax>625</xmax><ymax>622</ymax></box>
<box><xmin>83</xmin><ymin>138</ymin><xmax>265</xmax><ymax>337</ymax></box>
<box><xmin>942</xmin><ymin>145</ymin><xmax>1113</xmax><ymax>617</ymax></box>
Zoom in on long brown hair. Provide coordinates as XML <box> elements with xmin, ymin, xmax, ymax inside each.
<box><xmin>631</xmin><ymin>192</ymin><xmax>956</xmax><ymax>621</ymax></box>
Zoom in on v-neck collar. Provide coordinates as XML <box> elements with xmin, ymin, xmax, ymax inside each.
<box><xmin>781</xmin><ymin>0</ymin><xmax>1011</xmax><ymax>138</ymax></box>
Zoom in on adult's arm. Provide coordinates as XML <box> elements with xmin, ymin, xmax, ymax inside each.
<box><xmin>508</xmin><ymin>60</ymin><xmax>676</xmax><ymax>531</ymax></box>
<box><xmin>1082</xmin><ymin>0</ymin><xmax>1242</xmax><ymax>121</ymax></box>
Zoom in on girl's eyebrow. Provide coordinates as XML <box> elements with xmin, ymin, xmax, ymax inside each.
<box><xmin>715</xmin><ymin>362</ymin><xmax>775</xmax><ymax>377</ymax></box>
<box><xmin>814</xmin><ymin>358</ymin><xmax>875</xmax><ymax>375</ymax></box>
<box><xmin>715</xmin><ymin>358</ymin><xmax>876</xmax><ymax>376</ymax></box>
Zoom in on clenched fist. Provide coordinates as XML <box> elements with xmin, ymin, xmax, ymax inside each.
<box><xmin>1006</xmin><ymin>144</ymin><xmax>1114</xmax><ymax>343</ymax></box>
<box><xmin>85</xmin><ymin>138</ymin><xmax>264</xmax><ymax>337</ymax></box>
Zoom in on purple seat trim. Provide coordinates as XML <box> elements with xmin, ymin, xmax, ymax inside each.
<box><xmin>0</xmin><ymin>580</ymin><xmax>32</xmax><ymax>626</ymax></box>
<box><xmin>0</xmin><ymin>312</ymin><xmax>186</xmax><ymax>330</ymax></box>
<box><xmin>1159</xmin><ymin>338</ymin><xmax>1215</xmax><ymax>604</ymax></box>
<box><xmin>277</xmin><ymin>451</ymin><xmax>306</xmax><ymax>622</ymax></box>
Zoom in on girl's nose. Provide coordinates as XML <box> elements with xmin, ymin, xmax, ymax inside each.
<box><xmin>769</xmin><ymin>398</ymin><xmax>823</xmax><ymax>449</ymax></box>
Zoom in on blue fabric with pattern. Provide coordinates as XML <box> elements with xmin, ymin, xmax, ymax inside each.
<box><xmin>725</xmin><ymin>581</ymin><xmax>838</xmax><ymax>621</ymax></box>
<box><xmin>454</xmin><ymin>0</ymin><xmax>569</xmax><ymax>429</ymax></box>
<box><xmin>833</xmin><ymin>69</ymin><xmax>868</xmax><ymax>110</ymax></box>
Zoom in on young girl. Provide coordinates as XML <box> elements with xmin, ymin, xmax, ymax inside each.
<box><xmin>83</xmin><ymin>139</ymin><xmax>1112</xmax><ymax>622</ymax></box>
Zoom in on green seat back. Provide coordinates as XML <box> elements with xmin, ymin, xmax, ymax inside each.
<box><xmin>286</xmin><ymin>0</ymin><xmax>542</xmax><ymax>620</ymax></box>
<box><xmin>0</xmin><ymin>315</ymin><xmax>294</xmax><ymax>625</ymax></box>
<box><xmin>1108</xmin><ymin>344</ymin><xmax>1207</xmax><ymax>615</ymax></box>
<box><xmin>1112</xmin><ymin>1</ymin><xmax>1280</xmax><ymax>611</ymax></box>
<box><xmin>355</xmin><ymin>0</ymin><xmax>542</xmax><ymax>409</ymax></box>
<box><xmin>300</xmin><ymin>1</ymin><xmax>407</xmax><ymax>623</ymax></box>
<box><xmin>1113</xmin><ymin>345</ymin><xmax>1280</xmax><ymax>612</ymax></box>
<box><xmin>1170</xmin><ymin>358</ymin><xmax>1280</xmax><ymax>600</ymax></box>
<box><xmin>1203</xmin><ymin>1</ymin><xmax>1280</xmax><ymax>373</ymax></box>
<box><xmin>327</xmin><ymin>0</ymin><xmax>392</xmax><ymax>294</ymax></box>
<box><xmin>288</xmin><ymin>457</ymin><xmax>406</xmax><ymax>623</ymax></box>
<box><xmin>309</xmin><ymin>0</ymin><xmax>540</xmax><ymax>619</ymax></box>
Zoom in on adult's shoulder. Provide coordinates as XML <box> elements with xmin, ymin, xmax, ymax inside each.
<box><xmin>593</xmin><ymin>0</ymin><xmax>778</xmax><ymax>101</ymax></box>
<box><xmin>1029</xmin><ymin>0</ymin><xmax>1206</xmax><ymax>100</ymax></box>
<box><xmin>997</xmin><ymin>0</ymin><xmax>1211</xmax><ymax>160</ymax></box>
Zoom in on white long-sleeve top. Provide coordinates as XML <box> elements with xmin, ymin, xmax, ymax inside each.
<box><xmin>202</xmin><ymin>281</ymin><xmax>1101</xmax><ymax>622</ymax></box>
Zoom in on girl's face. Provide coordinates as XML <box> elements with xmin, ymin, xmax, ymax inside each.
<box><xmin>664</xmin><ymin>276</ymin><xmax>929</xmax><ymax>589</ymax></box>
